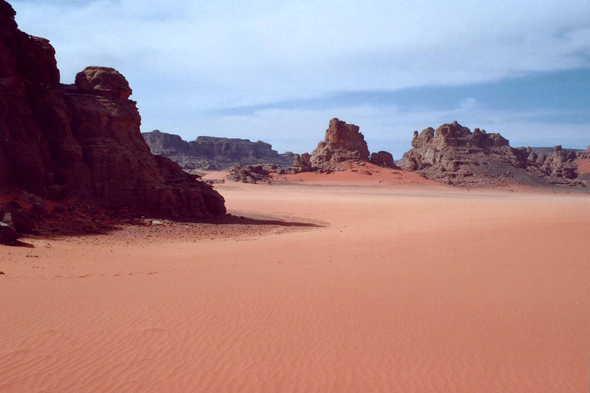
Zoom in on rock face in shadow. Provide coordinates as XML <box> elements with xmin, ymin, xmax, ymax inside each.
<box><xmin>402</xmin><ymin>121</ymin><xmax>590</xmax><ymax>187</ymax></box>
<box><xmin>142</xmin><ymin>130</ymin><xmax>294</xmax><ymax>170</ymax></box>
<box><xmin>0</xmin><ymin>1</ymin><xmax>225</xmax><ymax>218</ymax></box>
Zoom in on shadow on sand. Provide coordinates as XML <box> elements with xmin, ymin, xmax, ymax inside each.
<box><xmin>6</xmin><ymin>213</ymin><xmax>326</xmax><ymax>245</ymax></box>
<box><xmin>2</xmin><ymin>240</ymin><xmax>36</xmax><ymax>248</ymax></box>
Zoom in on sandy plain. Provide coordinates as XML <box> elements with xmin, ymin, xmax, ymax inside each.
<box><xmin>1</xmin><ymin>172</ymin><xmax>589</xmax><ymax>392</ymax></box>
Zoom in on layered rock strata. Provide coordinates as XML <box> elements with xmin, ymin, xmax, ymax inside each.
<box><xmin>143</xmin><ymin>130</ymin><xmax>294</xmax><ymax>170</ymax></box>
<box><xmin>402</xmin><ymin>121</ymin><xmax>590</xmax><ymax>187</ymax></box>
<box><xmin>0</xmin><ymin>1</ymin><xmax>225</xmax><ymax>218</ymax></box>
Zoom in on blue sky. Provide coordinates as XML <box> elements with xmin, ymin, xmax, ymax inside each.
<box><xmin>11</xmin><ymin>0</ymin><xmax>590</xmax><ymax>158</ymax></box>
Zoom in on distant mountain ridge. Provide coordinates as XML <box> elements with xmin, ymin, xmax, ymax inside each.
<box><xmin>142</xmin><ymin>130</ymin><xmax>294</xmax><ymax>170</ymax></box>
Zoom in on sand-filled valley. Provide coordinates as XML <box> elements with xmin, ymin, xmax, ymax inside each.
<box><xmin>1</xmin><ymin>181</ymin><xmax>589</xmax><ymax>392</ymax></box>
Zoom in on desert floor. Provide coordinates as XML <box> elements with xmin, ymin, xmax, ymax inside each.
<box><xmin>1</xmin><ymin>178</ymin><xmax>589</xmax><ymax>392</ymax></box>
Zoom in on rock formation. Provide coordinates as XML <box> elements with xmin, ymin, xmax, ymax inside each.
<box><xmin>309</xmin><ymin>118</ymin><xmax>370</xmax><ymax>168</ymax></box>
<box><xmin>402</xmin><ymin>121</ymin><xmax>590</xmax><ymax>187</ymax></box>
<box><xmin>369</xmin><ymin>151</ymin><xmax>396</xmax><ymax>168</ymax></box>
<box><xmin>0</xmin><ymin>1</ymin><xmax>225</xmax><ymax>218</ymax></box>
<box><xmin>293</xmin><ymin>118</ymin><xmax>395</xmax><ymax>172</ymax></box>
<box><xmin>292</xmin><ymin>153</ymin><xmax>312</xmax><ymax>171</ymax></box>
<box><xmin>0</xmin><ymin>221</ymin><xmax>20</xmax><ymax>244</ymax></box>
<box><xmin>142</xmin><ymin>130</ymin><xmax>294</xmax><ymax>170</ymax></box>
<box><xmin>227</xmin><ymin>164</ymin><xmax>285</xmax><ymax>184</ymax></box>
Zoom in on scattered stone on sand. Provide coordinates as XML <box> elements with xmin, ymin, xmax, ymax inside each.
<box><xmin>227</xmin><ymin>164</ymin><xmax>286</xmax><ymax>184</ymax></box>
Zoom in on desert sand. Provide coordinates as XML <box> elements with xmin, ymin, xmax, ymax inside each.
<box><xmin>1</xmin><ymin>177</ymin><xmax>589</xmax><ymax>392</ymax></box>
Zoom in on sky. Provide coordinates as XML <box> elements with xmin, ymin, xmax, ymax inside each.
<box><xmin>10</xmin><ymin>0</ymin><xmax>590</xmax><ymax>158</ymax></box>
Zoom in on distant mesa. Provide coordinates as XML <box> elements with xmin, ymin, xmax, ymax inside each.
<box><xmin>401</xmin><ymin>121</ymin><xmax>590</xmax><ymax>187</ymax></box>
<box><xmin>294</xmin><ymin>118</ymin><xmax>398</xmax><ymax>173</ymax></box>
<box><xmin>144</xmin><ymin>118</ymin><xmax>398</xmax><ymax>179</ymax></box>
<box><xmin>0</xmin><ymin>0</ymin><xmax>226</xmax><ymax>224</ymax></box>
<box><xmin>142</xmin><ymin>130</ymin><xmax>294</xmax><ymax>171</ymax></box>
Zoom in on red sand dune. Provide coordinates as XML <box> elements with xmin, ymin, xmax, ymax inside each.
<box><xmin>1</xmin><ymin>182</ymin><xmax>589</xmax><ymax>392</ymax></box>
<box><xmin>273</xmin><ymin>162</ymin><xmax>442</xmax><ymax>187</ymax></box>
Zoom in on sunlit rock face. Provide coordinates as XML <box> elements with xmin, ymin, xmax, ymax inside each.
<box><xmin>402</xmin><ymin>121</ymin><xmax>590</xmax><ymax>188</ymax></box>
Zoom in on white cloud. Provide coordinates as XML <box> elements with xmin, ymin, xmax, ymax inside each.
<box><xmin>12</xmin><ymin>0</ymin><xmax>590</xmax><ymax>101</ymax></box>
<box><xmin>9</xmin><ymin>0</ymin><xmax>590</xmax><ymax>153</ymax></box>
<box><xmin>149</xmin><ymin>102</ymin><xmax>589</xmax><ymax>159</ymax></box>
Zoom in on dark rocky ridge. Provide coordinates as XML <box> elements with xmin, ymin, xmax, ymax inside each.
<box><xmin>402</xmin><ymin>121</ymin><xmax>590</xmax><ymax>187</ymax></box>
<box><xmin>142</xmin><ymin>130</ymin><xmax>294</xmax><ymax>170</ymax></box>
<box><xmin>0</xmin><ymin>1</ymin><xmax>225</xmax><ymax>218</ymax></box>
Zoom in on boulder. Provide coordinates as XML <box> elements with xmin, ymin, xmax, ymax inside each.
<box><xmin>0</xmin><ymin>221</ymin><xmax>20</xmax><ymax>244</ymax></box>
<box><xmin>227</xmin><ymin>164</ymin><xmax>283</xmax><ymax>184</ymax></box>
<box><xmin>75</xmin><ymin>66</ymin><xmax>132</xmax><ymax>101</ymax></box>
<box><xmin>32</xmin><ymin>201</ymin><xmax>50</xmax><ymax>218</ymax></box>
<box><xmin>0</xmin><ymin>204</ymin><xmax>34</xmax><ymax>232</ymax></box>
<box><xmin>369</xmin><ymin>151</ymin><xmax>397</xmax><ymax>168</ymax></box>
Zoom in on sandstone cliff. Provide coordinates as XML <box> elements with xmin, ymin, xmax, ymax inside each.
<box><xmin>294</xmin><ymin>118</ymin><xmax>397</xmax><ymax>172</ymax></box>
<box><xmin>0</xmin><ymin>1</ymin><xmax>225</xmax><ymax>218</ymax></box>
<box><xmin>402</xmin><ymin>121</ymin><xmax>590</xmax><ymax>187</ymax></box>
<box><xmin>142</xmin><ymin>130</ymin><xmax>294</xmax><ymax>170</ymax></box>
<box><xmin>309</xmin><ymin>118</ymin><xmax>370</xmax><ymax>167</ymax></box>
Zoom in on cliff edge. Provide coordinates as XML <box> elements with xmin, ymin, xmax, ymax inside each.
<box><xmin>0</xmin><ymin>1</ymin><xmax>225</xmax><ymax>218</ymax></box>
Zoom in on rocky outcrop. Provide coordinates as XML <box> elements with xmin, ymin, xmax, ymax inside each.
<box><xmin>309</xmin><ymin>118</ymin><xmax>370</xmax><ymax>168</ymax></box>
<box><xmin>0</xmin><ymin>221</ymin><xmax>20</xmax><ymax>244</ymax></box>
<box><xmin>226</xmin><ymin>164</ymin><xmax>286</xmax><ymax>184</ymax></box>
<box><xmin>369</xmin><ymin>151</ymin><xmax>397</xmax><ymax>169</ymax></box>
<box><xmin>292</xmin><ymin>152</ymin><xmax>312</xmax><ymax>171</ymax></box>
<box><xmin>402</xmin><ymin>121</ymin><xmax>590</xmax><ymax>187</ymax></box>
<box><xmin>0</xmin><ymin>1</ymin><xmax>225</xmax><ymax>218</ymax></box>
<box><xmin>142</xmin><ymin>130</ymin><xmax>294</xmax><ymax>170</ymax></box>
<box><xmin>1</xmin><ymin>201</ymin><xmax>34</xmax><ymax>233</ymax></box>
<box><xmin>293</xmin><ymin>118</ymin><xmax>395</xmax><ymax>172</ymax></box>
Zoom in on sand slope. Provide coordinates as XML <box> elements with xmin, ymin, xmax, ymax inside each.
<box><xmin>1</xmin><ymin>183</ymin><xmax>589</xmax><ymax>392</ymax></box>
